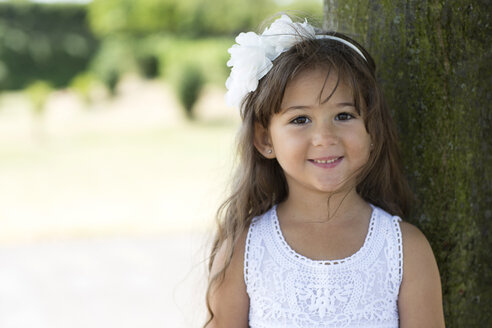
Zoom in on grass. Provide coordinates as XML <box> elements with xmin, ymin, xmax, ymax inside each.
<box><xmin>0</xmin><ymin>106</ymin><xmax>239</xmax><ymax>244</ymax></box>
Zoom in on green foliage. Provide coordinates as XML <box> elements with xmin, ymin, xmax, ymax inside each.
<box><xmin>0</xmin><ymin>0</ymin><xmax>323</xmax><ymax>92</ymax></box>
<box><xmin>156</xmin><ymin>36</ymin><xmax>232</xmax><ymax>86</ymax></box>
<box><xmin>69</xmin><ymin>71</ymin><xmax>104</xmax><ymax>104</ymax></box>
<box><xmin>0</xmin><ymin>2</ymin><xmax>98</xmax><ymax>90</ymax></box>
<box><xmin>87</xmin><ymin>34</ymin><xmax>230</xmax><ymax>115</ymax></box>
<box><xmin>158</xmin><ymin>37</ymin><xmax>231</xmax><ymax>118</ymax></box>
<box><xmin>87</xmin><ymin>0</ymin><xmax>186</xmax><ymax>36</ymax></box>
<box><xmin>137</xmin><ymin>55</ymin><xmax>159</xmax><ymax>79</ymax></box>
<box><xmin>24</xmin><ymin>80</ymin><xmax>53</xmax><ymax>115</ymax></box>
<box><xmin>337</xmin><ymin>0</ymin><xmax>491</xmax><ymax>326</ymax></box>
<box><xmin>188</xmin><ymin>0</ymin><xmax>277</xmax><ymax>36</ymax></box>
<box><xmin>275</xmin><ymin>0</ymin><xmax>323</xmax><ymax>20</ymax></box>
<box><xmin>0</xmin><ymin>0</ymin><xmax>324</xmax><ymax>92</ymax></box>
<box><xmin>176</xmin><ymin>65</ymin><xmax>204</xmax><ymax>119</ymax></box>
<box><xmin>87</xmin><ymin>0</ymin><xmax>279</xmax><ymax>37</ymax></box>
<box><xmin>88</xmin><ymin>35</ymin><xmax>138</xmax><ymax>93</ymax></box>
<box><xmin>86</xmin><ymin>34</ymin><xmax>231</xmax><ymax>93</ymax></box>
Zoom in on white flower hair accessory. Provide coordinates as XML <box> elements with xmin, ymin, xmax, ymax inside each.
<box><xmin>225</xmin><ymin>15</ymin><xmax>367</xmax><ymax>108</ymax></box>
<box><xmin>225</xmin><ymin>15</ymin><xmax>315</xmax><ymax>108</ymax></box>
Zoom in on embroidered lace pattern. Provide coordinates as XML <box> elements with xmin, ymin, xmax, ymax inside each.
<box><xmin>244</xmin><ymin>205</ymin><xmax>403</xmax><ymax>328</ymax></box>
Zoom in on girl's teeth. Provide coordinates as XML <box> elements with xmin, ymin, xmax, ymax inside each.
<box><xmin>314</xmin><ymin>158</ymin><xmax>338</xmax><ymax>164</ymax></box>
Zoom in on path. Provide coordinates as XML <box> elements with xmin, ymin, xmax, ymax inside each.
<box><xmin>0</xmin><ymin>233</ymin><xmax>209</xmax><ymax>328</ymax></box>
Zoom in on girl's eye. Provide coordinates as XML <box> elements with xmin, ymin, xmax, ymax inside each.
<box><xmin>290</xmin><ymin>116</ymin><xmax>311</xmax><ymax>125</ymax></box>
<box><xmin>335</xmin><ymin>112</ymin><xmax>355</xmax><ymax>121</ymax></box>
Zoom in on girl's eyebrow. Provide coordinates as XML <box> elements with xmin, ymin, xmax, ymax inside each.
<box><xmin>337</xmin><ymin>102</ymin><xmax>356</xmax><ymax>107</ymax></box>
<box><xmin>281</xmin><ymin>102</ymin><xmax>355</xmax><ymax>113</ymax></box>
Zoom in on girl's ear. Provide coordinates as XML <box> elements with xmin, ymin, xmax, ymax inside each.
<box><xmin>253</xmin><ymin>122</ymin><xmax>276</xmax><ymax>159</ymax></box>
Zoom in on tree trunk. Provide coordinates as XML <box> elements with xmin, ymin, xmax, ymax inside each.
<box><xmin>323</xmin><ymin>0</ymin><xmax>337</xmax><ymax>31</ymax></box>
<box><xmin>332</xmin><ymin>0</ymin><xmax>492</xmax><ymax>326</ymax></box>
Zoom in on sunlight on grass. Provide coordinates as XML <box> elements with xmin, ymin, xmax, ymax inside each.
<box><xmin>0</xmin><ymin>91</ymin><xmax>239</xmax><ymax>244</ymax></box>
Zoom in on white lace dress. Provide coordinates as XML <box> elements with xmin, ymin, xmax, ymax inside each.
<box><xmin>244</xmin><ymin>205</ymin><xmax>403</xmax><ymax>328</ymax></box>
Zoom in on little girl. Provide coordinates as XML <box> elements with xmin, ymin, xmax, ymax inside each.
<box><xmin>205</xmin><ymin>15</ymin><xmax>445</xmax><ymax>327</ymax></box>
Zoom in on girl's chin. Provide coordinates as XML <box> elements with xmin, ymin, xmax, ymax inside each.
<box><xmin>309</xmin><ymin>184</ymin><xmax>355</xmax><ymax>195</ymax></box>
<box><xmin>285</xmin><ymin>176</ymin><xmax>357</xmax><ymax>195</ymax></box>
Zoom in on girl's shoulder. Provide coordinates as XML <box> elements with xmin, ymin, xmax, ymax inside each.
<box><xmin>397</xmin><ymin>221</ymin><xmax>445</xmax><ymax>326</ymax></box>
<box><xmin>388</xmin><ymin>215</ymin><xmax>435</xmax><ymax>269</ymax></box>
<box><xmin>398</xmin><ymin>220</ymin><xmax>433</xmax><ymax>256</ymax></box>
<box><xmin>208</xmin><ymin>229</ymin><xmax>250</xmax><ymax>327</ymax></box>
<box><xmin>375</xmin><ymin>207</ymin><xmax>435</xmax><ymax>270</ymax></box>
<box><xmin>397</xmin><ymin>220</ymin><xmax>441</xmax><ymax>297</ymax></box>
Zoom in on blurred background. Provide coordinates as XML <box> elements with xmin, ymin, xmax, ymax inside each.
<box><xmin>0</xmin><ymin>0</ymin><xmax>323</xmax><ymax>327</ymax></box>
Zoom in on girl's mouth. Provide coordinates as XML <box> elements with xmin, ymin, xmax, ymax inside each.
<box><xmin>309</xmin><ymin>157</ymin><xmax>343</xmax><ymax>167</ymax></box>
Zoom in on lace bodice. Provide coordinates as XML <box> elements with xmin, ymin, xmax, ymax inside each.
<box><xmin>244</xmin><ymin>205</ymin><xmax>403</xmax><ymax>328</ymax></box>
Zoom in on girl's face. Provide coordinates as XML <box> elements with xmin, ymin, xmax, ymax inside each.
<box><xmin>255</xmin><ymin>68</ymin><xmax>371</xmax><ymax>196</ymax></box>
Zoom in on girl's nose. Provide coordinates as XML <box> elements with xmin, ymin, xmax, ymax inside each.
<box><xmin>311</xmin><ymin>121</ymin><xmax>338</xmax><ymax>147</ymax></box>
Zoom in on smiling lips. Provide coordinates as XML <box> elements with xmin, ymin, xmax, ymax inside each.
<box><xmin>309</xmin><ymin>156</ymin><xmax>343</xmax><ymax>168</ymax></box>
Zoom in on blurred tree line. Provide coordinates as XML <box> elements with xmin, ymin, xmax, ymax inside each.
<box><xmin>0</xmin><ymin>0</ymin><xmax>321</xmax><ymax>115</ymax></box>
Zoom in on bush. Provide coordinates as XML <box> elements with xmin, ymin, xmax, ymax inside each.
<box><xmin>176</xmin><ymin>65</ymin><xmax>204</xmax><ymax>119</ymax></box>
<box><xmin>88</xmin><ymin>36</ymin><xmax>138</xmax><ymax>94</ymax></box>
<box><xmin>137</xmin><ymin>55</ymin><xmax>159</xmax><ymax>79</ymax></box>
<box><xmin>151</xmin><ymin>36</ymin><xmax>232</xmax><ymax>118</ymax></box>
<box><xmin>69</xmin><ymin>71</ymin><xmax>105</xmax><ymax>104</ymax></box>
<box><xmin>24</xmin><ymin>80</ymin><xmax>53</xmax><ymax>115</ymax></box>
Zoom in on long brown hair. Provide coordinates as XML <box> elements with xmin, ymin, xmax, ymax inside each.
<box><xmin>204</xmin><ymin>17</ymin><xmax>413</xmax><ymax>326</ymax></box>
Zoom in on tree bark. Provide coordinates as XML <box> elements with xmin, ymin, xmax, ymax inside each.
<box><xmin>323</xmin><ymin>0</ymin><xmax>337</xmax><ymax>31</ymax></box>
<box><xmin>335</xmin><ymin>0</ymin><xmax>492</xmax><ymax>326</ymax></box>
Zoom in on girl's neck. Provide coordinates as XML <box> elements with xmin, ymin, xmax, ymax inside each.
<box><xmin>277</xmin><ymin>188</ymin><xmax>370</xmax><ymax>225</ymax></box>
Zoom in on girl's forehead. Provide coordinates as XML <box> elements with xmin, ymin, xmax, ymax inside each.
<box><xmin>281</xmin><ymin>68</ymin><xmax>354</xmax><ymax>108</ymax></box>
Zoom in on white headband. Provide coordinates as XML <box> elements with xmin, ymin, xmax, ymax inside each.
<box><xmin>316</xmin><ymin>35</ymin><xmax>367</xmax><ymax>61</ymax></box>
<box><xmin>225</xmin><ymin>15</ymin><xmax>367</xmax><ymax>108</ymax></box>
